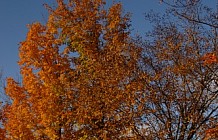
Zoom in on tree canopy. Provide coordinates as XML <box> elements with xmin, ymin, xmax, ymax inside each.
<box><xmin>0</xmin><ymin>0</ymin><xmax>218</xmax><ymax>139</ymax></box>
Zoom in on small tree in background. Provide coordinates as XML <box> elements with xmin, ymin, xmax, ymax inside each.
<box><xmin>133</xmin><ymin>0</ymin><xmax>218</xmax><ymax>139</ymax></box>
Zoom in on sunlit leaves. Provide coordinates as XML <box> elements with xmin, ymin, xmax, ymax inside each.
<box><xmin>2</xmin><ymin>0</ymin><xmax>217</xmax><ymax>139</ymax></box>
<box><xmin>202</xmin><ymin>53</ymin><xmax>217</xmax><ymax>65</ymax></box>
<box><xmin>2</xmin><ymin>0</ymin><xmax>142</xmax><ymax>139</ymax></box>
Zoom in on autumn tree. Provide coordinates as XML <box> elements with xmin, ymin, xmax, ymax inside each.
<box><xmin>2</xmin><ymin>0</ymin><xmax>145</xmax><ymax>139</ymax></box>
<box><xmin>131</xmin><ymin>0</ymin><xmax>218</xmax><ymax>139</ymax></box>
<box><xmin>2</xmin><ymin>0</ymin><xmax>218</xmax><ymax>139</ymax></box>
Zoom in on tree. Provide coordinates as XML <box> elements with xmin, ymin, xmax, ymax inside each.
<box><xmin>2</xmin><ymin>0</ymin><xmax>218</xmax><ymax>139</ymax></box>
<box><xmin>131</xmin><ymin>0</ymin><xmax>218</xmax><ymax>139</ymax></box>
<box><xmin>2</xmin><ymin>0</ymin><xmax>143</xmax><ymax>139</ymax></box>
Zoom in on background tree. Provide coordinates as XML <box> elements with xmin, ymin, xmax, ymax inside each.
<box><xmin>132</xmin><ymin>0</ymin><xmax>218</xmax><ymax>139</ymax></box>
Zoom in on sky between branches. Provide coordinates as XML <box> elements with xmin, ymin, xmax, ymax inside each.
<box><xmin>0</xmin><ymin>0</ymin><xmax>216</xmax><ymax>79</ymax></box>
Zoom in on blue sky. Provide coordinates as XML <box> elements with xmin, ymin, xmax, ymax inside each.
<box><xmin>0</xmin><ymin>0</ymin><xmax>53</xmax><ymax>79</ymax></box>
<box><xmin>0</xmin><ymin>0</ymin><xmax>164</xmax><ymax>79</ymax></box>
<box><xmin>0</xmin><ymin>0</ymin><xmax>216</xmax><ymax>79</ymax></box>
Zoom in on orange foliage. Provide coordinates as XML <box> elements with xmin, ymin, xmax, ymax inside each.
<box><xmin>2</xmin><ymin>0</ymin><xmax>143</xmax><ymax>139</ymax></box>
<box><xmin>1</xmin><ymin>0</ymin><xmax>218</xmax><ymax>139</ymax></box>
<box><xmin>202</xmin><ymin>53</ymin><xmax>217</xmax><ymax>65</ymax></box>
<box><xmin>204</xmin><ymin>127</ymin><xmax>218</xmax><ymax>139</ymax></box>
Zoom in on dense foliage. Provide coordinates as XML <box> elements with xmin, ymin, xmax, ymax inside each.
<box><xmin>0</xmin><ymin>0</ymin><xmax>218</xmax><ymax>139</ymax></box>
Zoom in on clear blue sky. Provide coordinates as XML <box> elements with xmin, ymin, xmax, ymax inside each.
<box><xmin>0</xmin><ymin>0</ymin><xmax>216</xmax><ymax>79</ymax></box>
